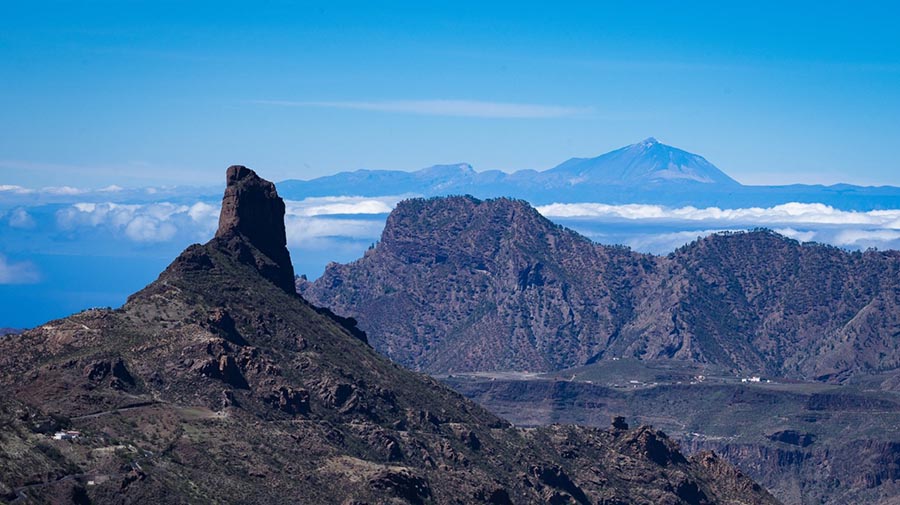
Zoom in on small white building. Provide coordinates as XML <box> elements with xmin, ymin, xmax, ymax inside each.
<box><xmin>52</xmin><ymin>430</ymin><xmax>80</xmax><ymax>440</ymax></box>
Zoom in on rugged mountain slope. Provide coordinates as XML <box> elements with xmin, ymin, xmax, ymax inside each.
<box><xmin>669</xmin><ymin>231</ymin><xmax>900</xmax><ymax>380</ymax></box>
<box><xmin>444</xmin><ymin>363</ymin><xmax>900</xmax><ymax>505</ymax></box>
<box><xmin>0</xmin><ymin>167</ymin><xmax>776</xmax><ymax>504</ymax></box>
<box><xmin>301</xmin><ymin>196</ymin><xmax>650</xmax><ymax>372</ymax></box>
<box><xmin>298</xmin><ymin>196</ymin><xmax>900</xmax><ymax>381</ymax></box>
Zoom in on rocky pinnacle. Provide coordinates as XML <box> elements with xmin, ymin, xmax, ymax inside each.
<box><xmin>215</xmin><ymin>165</ymin><xmax>296</xmax><ymax>293</ymax></box>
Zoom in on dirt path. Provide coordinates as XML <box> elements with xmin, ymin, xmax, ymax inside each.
<box><xmin>70</xmin><ymin>400</ymin><xmax>162</xmax><ymax>421</ymax></box>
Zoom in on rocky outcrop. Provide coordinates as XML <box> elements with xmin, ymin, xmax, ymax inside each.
<box><xmin>266</xmin><ymin>386</ymin><xmax>310</xmax><ymax>415</ymax></box>
<box><xmin>622</xmin><ymin>426</ymin><xmax>687</xmax><ymax>467</ymax></box>
<box><xmin>84</xmin><ymin>358</ymin><xmax>135</xmax><ymax>389</ymax></box>
<box><xmin>767</xmin><ymin>430</ymin><xmax>816</xmax><ymax>448</ymax></box>
<box><xmin>367</xmin><ymin>468</ymin><xmax>431</xmax><ymax>504</ymax></box>
<box><xmin>215</xmin><ymin>165</ymin><xmax>296</xmax><ymax>293</ymax></box>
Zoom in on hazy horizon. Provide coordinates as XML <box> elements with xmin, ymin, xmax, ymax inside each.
<box><xmin>2</xmin><ymin>135</ymin><xmax>900</xmax><ymax>191</ymax></box>
<box><xmin>3</xmin><ymin>2</ymin><xmax>900</xmax><ymax>189</ymax></box>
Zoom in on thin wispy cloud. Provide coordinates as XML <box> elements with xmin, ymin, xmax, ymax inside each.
<box><xmin>0</xmin><ymin>159</ymin><xmax>217</xmax><ymax>186</ymax></box>
<box><xmin>0</xmin><ymin>185</ymin><xmax>33</xmax><ymax>194</ymax></box>
<box><xmin>254</xmin><ymin>99</ymin><xmax>591</xmax><ymax>119</ymax></box>
<box><xmin>0</xmin><ymin>255</ymin><xmax>41</xmax><ymax>285</ymax></box>
<box><xmin>8</xmin><ymin>208</ymin><xmax>36</xmax><ymax>229</ymax></box>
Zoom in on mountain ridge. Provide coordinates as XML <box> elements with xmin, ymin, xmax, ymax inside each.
<box><xmin>277</xmin><ymin>139</ymin><xmax>900</xmax><ymax>209</ymax></box>
<box><xmin>0</xmin><ymin>168</ymin><xmax>776</xmax><ymax>504</ymax></box>
<box><xmin>299</xmin><ymin>195</ymin><xmax>900</xmax><ymax>381</ymax></box>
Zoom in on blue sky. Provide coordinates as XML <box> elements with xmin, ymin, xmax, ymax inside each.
<box><xmin>2</xmin><ymin>1</ymin><xmax>899</xmax><ymax>188</ymax></box>
<box><xmin>3</xmin><ymin>1</ymin><xmax>900</xmax><ymax>328</ymax></box>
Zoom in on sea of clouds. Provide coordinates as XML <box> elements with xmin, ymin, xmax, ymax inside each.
<box><xmin>4</xmin><ymin>188</ymin><xmax>900</xmax><ymax>328</ymax></box>
<box><xmin>536</xmin><ymin>202</ymin><xmax>900</xmax><ymax>253</ymax></box>
<box><xmin>4</xmin><ymin>191</ymin><xmax>900</xmax><ymax>285</ymax></box>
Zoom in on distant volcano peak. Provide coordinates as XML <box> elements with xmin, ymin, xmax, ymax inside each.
<box><xmin>547</xmin><ymin>138</ymin><xmax>739</xmax><ymax>186</ymax></box>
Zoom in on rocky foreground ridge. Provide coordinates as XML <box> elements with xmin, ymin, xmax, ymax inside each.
<box><xmin>299</xmin><ymin>195</ymin><xmax>900</xmax><ymax>382</ymax></box>
<box><xmin>0</xmin><ymin>168</ymin><xmax>776</xmax><ymax>504</ymax></box>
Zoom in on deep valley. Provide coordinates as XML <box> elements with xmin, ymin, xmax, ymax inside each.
<box><xmin>442</xmin><ymin>360</ymin><xmax>900</xmax><ymax>504</ymax></box>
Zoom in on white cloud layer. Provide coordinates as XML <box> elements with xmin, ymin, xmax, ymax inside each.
<box><xmin>545</xmin><ymin>202</ymin><xmax>900</xmax><ymax>253</ymax></box>
<box><xmin>55</xmin><ymin>202</ymin><xmax>218</xmax><ymax>242</ymax></box>
<box><xmin>624</xmin><ymin>229</ymin><xmax>743</xmax><ymax>253</ymax></box>
<box><xmin>0</xmin><ymin>255</ymin><xmax>40</xmax><ymax>284</ymax></box>
<box><xmin>47</xmin><ymin>196</ymin><xmax>396</xmax><ymax>246</ymax></box>
<box><xmin>6</xmin><ymin>196</ymin><xmax>898</xmax><ymax>263</ymax></box>
<box><xmin>255</xmin><ymin>99</ymin><xmax>591</xmax><ymax>118</ymax></box>
<box><xmin>773</xmin><ymin>228</ymin><xmax>817</xmax><ymax>243</ymax></box>
<box><xmin>537</xmin><ymin>202</ymin><xmax>900</xmax><ymax>228</ymax></box>
<box><xmin>285</xmin><ymin>217</ymin><xmax>385</xmax><ymax>247</ymax></box>
<box><xmin>833</xmin><ymin>229</ymin><xmax>900</xmax><ymax>246</ymax></box>
<box><xmin>285</xmin><ymin>196</ymin><xmax>401</xmax><ymax>217</ymax></box>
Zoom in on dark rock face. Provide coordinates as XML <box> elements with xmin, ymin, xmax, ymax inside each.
<box><xmin>0</xmin><ymin>169</ymin><xmax>779</xmax><ymax>504</ymax></box>
<box><xmin>367</xmin><ymin>468</ymin><xmax>431</xmax><ymax>504</ymax></box>
<box><xmin>215</xmin><ymin>165</ymin><xmax>295</xmax><ymax>293</ymax></box>
<box><xmin>267</xmin><ymin>386</ymin><xmax>310</xmax><ymax>415</ymax></box>
<box><xmin>529</xmin><ymin>464</ymin><xmax>589</xmax><ymax>505</ymax></box>
<box><xmin>84</xmin><ymin>358</ymin><xmax>135</xmax><ymax>389</ymax></box>
<box><xmin>299</xmin><ymin>195</ymin><xmax>900</xmax><ymax>382</ymax></box>
<box><xmin>767</xmin><ymin>430</ymin><xmax>816</xmax><ymax>447</ymax></box>
<box><xmin>623</xmin><ymin>426</ymin><xmax>687</xmax><ymax>467</ymax></box>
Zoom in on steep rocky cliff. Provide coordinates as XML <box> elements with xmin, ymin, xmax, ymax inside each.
<box><xmin>443</xmin><ymin>365</ymin><xmax>900</xmax><ymax>505</ymax></box>
<box><xmin>0</xmin><ymin>169</ymin><xmax>776</xmax><ymax>504</ymax></box>
<box><xmin>299</xmin><ymin>195</ymin><xmax>900</xmax><ymax>381</ymax></box>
